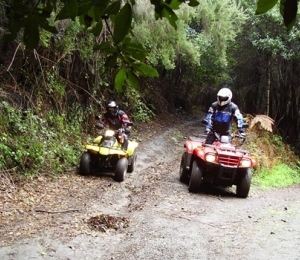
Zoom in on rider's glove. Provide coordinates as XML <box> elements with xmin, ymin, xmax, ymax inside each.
<box><xmin>124</xmin><ymin>128</ymin><xmax>131</xmax><ymax>135</ymax></box>
<box><xmin>238</xmin><ymin>127</ymin><xmax>245</xmax><ymax>133</ymax></box>
<box><xmin>95</xmin><ymin>123</ymin><xmax>104</xmax><ymax>129</ymax></box>
<box><xmin>240</xmin><ymin>132</ymin><xmax>246</xmax><ymax>139</ymax></box>
<box><xmin>204</xmin><ymin>128</ymin><xmax>211</xmax><ymax>134</ymax></box>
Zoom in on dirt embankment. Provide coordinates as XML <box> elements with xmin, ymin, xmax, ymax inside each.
<box><xmin>1</xmin><ymin>116</ymin><xmax>300</xmax><ymax>260</ymax></box>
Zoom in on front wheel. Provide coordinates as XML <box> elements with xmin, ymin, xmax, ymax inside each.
<box><xmin>188</xmin><ymin>160</ymin><xmax>203</xmax><ymax>193</ymax></box>
<box><xmin>127</xmin><ymin>152</ymin><xmax>137</xmax><ymax>173</ymax></box>
<box><xmin>114</xmin><ymin>157</ymin><xmax>128</xmax><ymax>182</ymax></box>
<box><xmin>236</xmin><ymin>168</ymin><xmax>252</xmax><ymax>198</ymax></box>
<box><xmin>79</xmin><ymin>152</ymin><xmax>91</xmax><ymax>175</ymax></box>
<box><xmin>179</xmin><ymin>152</ymin><xmax>189</xmax><ymax>183</ymax></box>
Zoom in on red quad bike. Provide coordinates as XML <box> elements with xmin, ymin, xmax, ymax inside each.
<box><xmin>179</xmin><ymin>120</ymin><xmax>256</xmax><ymax>198</ymax></box>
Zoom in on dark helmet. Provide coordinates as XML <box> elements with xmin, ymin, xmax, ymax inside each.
<box><xmin>106</xmin><ymin>100</ymin><xmax>119</xmax><ymax>116</ymax></box>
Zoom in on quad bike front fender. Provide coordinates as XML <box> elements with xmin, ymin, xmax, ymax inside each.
<box><xmin>127</xmin><ymin>140</ymin><xmax>139</xmax><ymax>156</ymax></box>
<box><xmin>184</xmin><ymin>140</ymin><xmax>203</xmax><ymax>154</ymax></box>
<box><xmin>193</xmin><ymin>147</ymin><xmax>206</xmax><ymax>161</ymax></box>
<box><xmin>85</xmin><ymin>144</ymin><xmax>99</xmax><ymax>154</ymax></box>
<box><xmin>93</xmin><ymin>136</ymin><xmax>102</xmax><ymax>144</ymax></box>
<box><xmin>99</xmin><ymin>146</ymin><xmax>127</xmax><ymax>156</ymax></box>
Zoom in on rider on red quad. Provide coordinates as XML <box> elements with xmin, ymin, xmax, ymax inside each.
<box><xmin>97</xmin><ymin>101</ymin><xmax>131</xmax><ymax>150</ymax></box>
<box><xmin>204</xmin><ymin>87</ymin><xmax>245</xmax><ymax>144</ymax></box>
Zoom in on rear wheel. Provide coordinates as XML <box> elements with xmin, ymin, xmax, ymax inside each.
<box><xmin>179</xmin><ymin>152</ymin><xmax>189</xmax><ymax>183</ymax></box>
<box><xmin>127</xmin><ymin>152</ymin><xmax>137</xmax><ymax>173</ymax></box>
<box><xmin>79</xmin><ymin>152</ymin><xmax>91</xmax><ymax>175</ymax></box>
<box><xmin>114</xmin><ymin>157</ymin><xmax>128</xmax><ymax>182</ymax></box>
<box><xmin>188</xmin><ymin>160</ymin><xmax>203</xmax><ymax>193</ymax></box>
<box><xmin>236</xmin><ymin>168</ymin><xmax>252</xmax><ymax>198</ymax></box>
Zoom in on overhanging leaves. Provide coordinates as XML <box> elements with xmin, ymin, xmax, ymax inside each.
<box><xmin>188</xmin><ymin>0</ymin><xmax>200</xmax><ymax>7</ymax></box>
<box><xmin>256</xmin><ymin>0</ymin><xmax>298</xmax><ymax>29</ymax></box>
<box><xmin>115</xmin><ymin>68</ymin><xmax>127</xmax><ymax>92</ymax></box>
<box><xmin>113</xmin><ymin>3</ymin><xmax>132</xmax><ymax>44</ymax></box>
<box><xmin>77</xmin><ymin>0</ymin><xmax>93</xmax><ymax>16</ymax></box>
<box><xmin>105</xmin><ymin>53</ymin><xmax>119</xmax><ymax>68</ymax></box>
<box><xmin>89</xmin><ymin>21</ymin><xmax>103</xmax><ymax>36</ymax></box>
<box><xmin>127</xmin><ymin>70</ymin><xmax>139</xmax><ymax>90</ymax></box>
<box><xmin>56</xmin><ymin>0</ymin><xmax>78</xmax><ymax>20</ymax></box>
<box><xmin>280</xmin><ymin>0</ymin><xmax>298</xmax><ymax>30</ymax></box>
<box><xmin>93</xmin><ymin>41</ymin><xmax>115</xmax><ymax>54</ymax></box>
<box><xmin>255</xmin><ymin>0</ymin><xmax>278</xmax><ymax>14</ymax></box>
<box><xmin>122</xmin><ymin>37</ymin><xmax>147</xmax><ymax>61</ymax></box>
<box><xmin>103</xmin><ymin>1</ymin><xmax>121</xmax><ymax>15</ymax></box>
<box><xmin>166</xmin><ymin>0</ymin><xmax>181</xmax><ymax>10</ymax></box>
<box><xmin>132</xmin><ymin>62</ymin><xmax>159</xmax><ymax>77</ymax></box>
<box><xmin>161</xmin><ymin>4</ymin><xmax>178</xmax><ymax>29</ymax></box>
<box><xmin>23</xmin><ymin>17</ymin><xmax>40</xmax><ymax>49</ymax></box>
<box><xmin>89</xmin><ymin>6</ymin><xmax>104</xmax><ymax>22</ymax></box>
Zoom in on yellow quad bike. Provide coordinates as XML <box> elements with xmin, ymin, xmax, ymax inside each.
<box><xmin>79</xmin><ymin>122</ymin><xmax>138</xmax><ymax>182</ymax></box>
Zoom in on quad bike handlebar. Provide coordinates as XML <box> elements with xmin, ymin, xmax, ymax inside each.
<box><xmin>209</xmin><ymin>130</ymin><xmax>247</xmax><ymax>146</ymax></box>
<box><xmin>201</xmin><ymin>118</ymin><xmax>248</xmax><ymax>144</ymax></box>
<box><xmin>94</xmin><ymin>121</ymin><xmax>133</xmax><ymax>135</ymax></box>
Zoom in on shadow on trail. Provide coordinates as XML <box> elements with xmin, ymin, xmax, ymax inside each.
<box><xmin>197</xmin><ymin>183</ymin><xmax>237</xmax><ymax>198</ymax></box>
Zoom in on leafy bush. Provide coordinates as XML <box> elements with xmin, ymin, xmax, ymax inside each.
<box><xmin>245</xmin><ymin>116</ymin><xmax>300</xmax><ymax>188</ymax></box>
<box><xmin>0</xmin><ymin>101</ymin><xmax>84</xmax><ymax>177</ymax></box>
<box><xmin>124</xmin><ymin>87</ymin><xmax>155</xmax><ymax>122</ymax></box>
<box><xmin>253</xmin><ymin>164</ymin><xmax>300</xmax><ymax>188</ymax></box>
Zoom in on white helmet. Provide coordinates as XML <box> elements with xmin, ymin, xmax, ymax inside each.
<box><xmin>217</xmin><ymin>87</ymin><xmax>232</xmax><ymax>106</ymax></box>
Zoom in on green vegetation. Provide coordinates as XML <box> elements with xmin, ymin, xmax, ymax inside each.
<box><xmin>0</xmin><ymin>101</ymin><xmax>84</xmax><ymax>177</ymax></box>
<box><xmin>253</xmin><ymin>164</ymin><xmax>300</xmax><ymax>188</ymax></box>
<box><xmin>247</xmin><ymin>124</ymin><xmax>300</xmax><ymax>188</ymax></box>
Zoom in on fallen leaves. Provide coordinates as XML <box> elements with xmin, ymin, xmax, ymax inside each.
<box><xmin>87</xmin><ymin>214</ymin><xmax>129</xmax><ymax>232</ymax></box>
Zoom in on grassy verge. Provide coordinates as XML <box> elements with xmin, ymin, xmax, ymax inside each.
<box><xmin>253</xmin><ymin>163</ymin><xmax>300</xmax><ymax>189</ymax></box>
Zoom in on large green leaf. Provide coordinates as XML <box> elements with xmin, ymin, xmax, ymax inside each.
<box><xmin>121</xmin><ymin>38</ymin><xmax>147</xmax><ymax>60</ymax></box>
<box><xmin>255</xmin><ymin>0</ymin><xmax>279</xmax><ymax>15</ymax></box>
<box><xmin>127</xmin><ymin>70</ymin><xmax>139</xmax><ymax>90</ymax></box>
<box><xmin>113</xmin><ymin>3</ymin><xmax>132</xmax><ymax>44</ymax></box>
<box><xmin>103</xmin><ymin>1</ymin><xmax>121</xmax><ymax>15</ymax></box>
<box><xmin>23</xmin><ymin>17</ymin><xmax>40</xmax><ymax>49</ymax></box>
<box><xmin>132</xmin><ymin>62</ymin><xmax>159</xmax><ymax>77</ymax></box>
<box><xmin>280</xmin><ymin>0</ymin><xmax>298</xmax><ymax>30</ymax></box>
<box><xmin>56</xmin><ymin>0</ymin><xmax>78</xmax><ymax>20</ymax></box>
<box><xmin>115</xmin><ymin>68</ymin><xmax>127</xmax><ymax>92</ymax></box>
<box><xmin>166</xmin><ymin>0</ymin><xmax>181</xmax><ymax>9</ymax></box>
<box><xmin>188</xmin><ymin>0</ymin><xmax>200</xmax><ymax>7</ymax></box>
<box><xmin>90</xmin><ymin>20</ymin><xmax>103</xmax><ymax>36</ymax></box>
<box><xmin>39</xmin><ymin>16</ymin><xmax>58</xmax><ymax>34</ymax></box>
<box><xmin>90</xmin><ymin>6</ymin><xmax>104</xmax><ymax>22</ymax></box>
<box><xmin>161</xmin><ymin>4</ymin><xmax>178</xmax><ymax>29</ymax></box>
<box><xmin>77</xmin><ymin>0</ymin><xmax>93</xmax><ymax>16</ymax></box>
<box><xmin>93</xmin><ymin>41</ymin><xmax>115</xmax><ymax>54</ymax></box>
<box><xmin>104</xmin><ymin>53</ymin><xmax>118</xmax><ymax>68</ymax></box>
<box><xmin>92</xmin><ymin>0</ymin><xmax>110</xmax><ymax>8</ymax></box>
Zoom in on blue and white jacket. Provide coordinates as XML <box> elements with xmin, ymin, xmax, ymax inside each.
<box><xmin>205</xmin><ymin>101</ymin><xmax>244</xmax><ymax>135</ymax></box>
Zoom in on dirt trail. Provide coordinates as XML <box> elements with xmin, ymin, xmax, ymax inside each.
<box><xmin>1</xmin><ymin>116</ymin><xmax>300</xmax><ymax>260</ymax></box>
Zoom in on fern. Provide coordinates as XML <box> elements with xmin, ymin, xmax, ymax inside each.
<box><xmin>249</xmin><ymin>114</ymin><xmax>274</xmax><ymax>132</ymax></box>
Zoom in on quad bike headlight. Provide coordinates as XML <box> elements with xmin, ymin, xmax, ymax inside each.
<box><xmin>239</xmin><ymin>159</ymin><xmax>251</xmax><ymax>167</ymax></box>
<box><xmin>205</xmin><ymin>153</ymin><xmax>216</xmax><ymax>163</ymax></box>
<box><xmin>105</xmin><ymin>130</ymin><xmax>115</xmax><ymax>137</ymax></box>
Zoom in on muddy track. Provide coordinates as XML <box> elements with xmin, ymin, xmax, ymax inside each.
<box><xmin>1</xmin><ymin>117</ymin><xmax>300</xmax><ymax>260</ymax></box>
